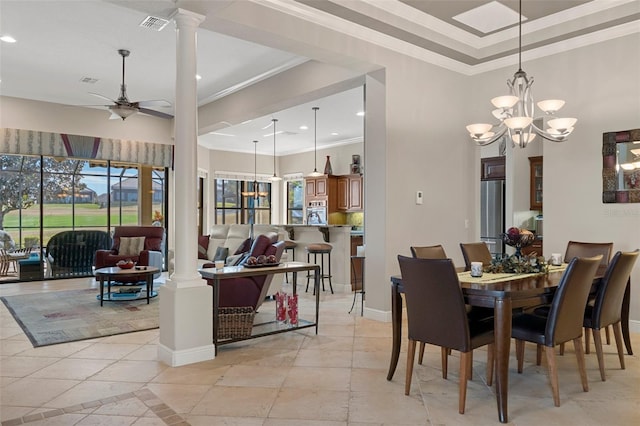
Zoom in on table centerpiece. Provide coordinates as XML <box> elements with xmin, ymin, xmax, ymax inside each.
<box><xmin>501</xmin><ymin>226</ymin><xmax>536</xmax><ymax>258</ymax></box>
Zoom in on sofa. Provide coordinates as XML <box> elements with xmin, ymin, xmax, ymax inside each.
<box><xmin>189</xmin><ymin>224</ymin><xmax>288</xmax><ymax>299</ymax></box>
<box><xmin>45</xmin><ymin>230</ymin><xmax>112</xmax><ymax>278</ymax></box>
<box><xmin>95</xmin><ymin>226</ymin><xmax>165</xmax><ymax>281</ymax></box>
<box><xmin>201</xmin><ymin>233</ymin><xmax>286</xmax><ymax>311</ymax></box>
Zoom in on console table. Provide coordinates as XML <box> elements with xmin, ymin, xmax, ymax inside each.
<box><xmin>200</xmin><ymin>261</ymin><xmax>320</xmax><ymax>353</ymax></box>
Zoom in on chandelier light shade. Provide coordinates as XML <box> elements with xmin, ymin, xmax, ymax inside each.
<box><xmin>270</xmin><ymin>118</ymin><xmax>282</xmax><ymax>181</ymax></box>
<box><xmin>466</xmin><ymin>0</ymin><xmax>577</xmax><ymax>148</ymax></box>
<box><xmin>308</xmin><ymin>106</ymin><xmax>324</xmax><ymax>177</ymax></box>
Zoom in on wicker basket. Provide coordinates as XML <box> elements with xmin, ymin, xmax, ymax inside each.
<box><xmin>217</xmin><ymin>306</ymin><xmax>255</xmax><ymax>340</ymax></box>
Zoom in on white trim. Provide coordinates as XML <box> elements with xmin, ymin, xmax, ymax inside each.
<box><xmin>157</xmin><ymin>342</ymin><xmax>216</xmax><ymax>367</ymax></box>
<box><xmin>214</xmin><ymin>170</ymin><xmax>273</xmax><ymax>182</ymax></box>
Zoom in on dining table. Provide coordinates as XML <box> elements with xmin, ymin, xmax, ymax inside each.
<box><xmin>386</xmin><ymin>264</ymin><xmax>630</xmax><ymax>423</ymax></box>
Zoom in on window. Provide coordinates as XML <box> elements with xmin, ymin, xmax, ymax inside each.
<box><xmin>287</xmin><ymin>179</ymin><xmax>304</xmax><ymax>224</ymax></box>
<box><xmin>0</xmin><ymin>154</ymin><xmax>168</xmax><ymax>280</ymax></box>
<box><xmin>215</xmin><ymin>179</ymin><xmax>271</xmax><ymax>224</ymax></box>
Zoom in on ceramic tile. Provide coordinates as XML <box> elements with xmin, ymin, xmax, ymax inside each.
<box><xmin>1</xmin><ymin>279</ymin><xmax>639</xmax><ymax>426</ymax></box>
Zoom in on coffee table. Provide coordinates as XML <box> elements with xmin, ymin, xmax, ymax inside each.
<box><xmin>95</xmin><ymin>266</ymin><xmax>159</xmax><ymax>306</ymax></box>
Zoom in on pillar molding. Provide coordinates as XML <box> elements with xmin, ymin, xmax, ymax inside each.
<box><xmin>158</xmin><ymin>8</ymin><xmax>214</xmax><ymax>367</ymax></box>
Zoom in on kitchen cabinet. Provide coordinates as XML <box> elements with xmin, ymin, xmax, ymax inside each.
<box><xmin>305</xmin><ymin>176</ymin><xmax>336</xmax><ymax>198</ymax></box>
<box><xmin>529</xmin><ymin>156</ymin><xmax>543</xmax><ymax>210</ymax></box>
<box><xmin>481</xmin><ymin>156</ymin><xmax>506</xmax><ymax>180</ymax></box>
<box><xmin>337</xmin><ymin>175</ymin><xmax>363</xmax><ymax>212</ymax></box>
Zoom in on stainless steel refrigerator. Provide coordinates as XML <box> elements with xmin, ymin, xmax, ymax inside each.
<box><xmin>481</xmin><ymin>180</ymin><xmax>505</xmax><ymax>257</ymax></box>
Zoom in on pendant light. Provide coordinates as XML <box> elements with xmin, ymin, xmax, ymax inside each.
<box><xmin>241</xmin><ymin>140</ymin><xmax>268</xmax><ymax>198</ymax></box>
<box><xmin>270</xmin><ymin>118</ymin><xmax>282</xmax><ymax>181</ymax></box>
<box><xmin>308</xmin><ymin>106</ymin><xmax>323</xmax><ymax>177</ymax></box>
<box><xmin>465</xmin><ymin>0</ymin><xmax>577</xmax><ymax>148</ymax></box>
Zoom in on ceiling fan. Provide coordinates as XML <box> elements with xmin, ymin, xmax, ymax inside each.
<box><xmin>90</xmin><ymin>49</ymin><xmax>173</xmax><ymax>121</ymax></box>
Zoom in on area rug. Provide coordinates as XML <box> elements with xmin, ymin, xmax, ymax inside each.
<box><xmin>1</xmin><ymin>288</ymin><xmax>159</xmax><ymax>347</ymax></box>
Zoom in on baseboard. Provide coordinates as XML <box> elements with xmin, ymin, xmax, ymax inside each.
<box><xmin>362</xmin><ymin>306</ymin><xmax>392</xmax><ymax>322</ymax></box>
<box><xmin>157</xmin><ymin>342</ymin><xmax>215</xmax><ymax>367</ymax></box>
<box><xmin>629</xmin><ymin>319</ymin><xmax>640</xmax><ymax>334</ymax></box>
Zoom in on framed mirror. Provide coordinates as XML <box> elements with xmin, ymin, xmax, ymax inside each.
<box><xmin>603</xmin><ymin>129</ymin><xmax>640</xmax><ymax>203</ymax></box>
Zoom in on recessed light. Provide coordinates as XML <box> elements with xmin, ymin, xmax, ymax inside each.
<box><xmin>300</xmin><ymin>125</ymin><xmax>308</xmax><ymax>130</ymax></box>
<box><xmin>196</xmin><ymin>74</ymin><xmax>202</xmax><ymax>80</ymax></box>
<box><xmin>356</xmin><ymin>111</ymin><xmax>365</xmax><ymax>116</ymax></box>
<box><xmin>331</xmin><ymin>132</ymin><xmax>339</xmax><ymax>136</ymax></box>
<box><xmin>0</xmin><ymin>35</ymin><xmax>17</xmax><ymax>43</ymax></box>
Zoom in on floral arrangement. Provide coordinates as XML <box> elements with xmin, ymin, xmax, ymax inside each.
<box><xmin>152</xmin><ymin>210</ymin><xmax>163</xmax><ymax>222</ymax></box>
<box><xmin>501</xmin><ymin>226</ymin><xmax>536</xmax><ymax>257</ymax></box>
<box><xmin>485</xmin><ymin>253</ymin><xmax>548</xmax><ymax>274</ymax></box>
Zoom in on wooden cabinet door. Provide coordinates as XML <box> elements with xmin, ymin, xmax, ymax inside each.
<box><xmin>349</xmin><ymin>176</ymin><xmax>363</xmax><ymax>210</ymax></box>
<box><xmin>529</xmin><ymin>156</ymin><xmax>543</xmax><ymax>210</ymax></box>
<box><xmin>315</xmin><ymin>177</ymin><xmax>328</xmax><ymax>196</ymax></box>
<box><xmin>305</xmin><ymin>179</ymin><xmax>317</xmax><ymax>197</ymax></box>
<box><xmin>481</xmin><ymin>156</ymin><xmax>506</xmax><ymax>180</ymax></box>
<box><xmin>337</xmin><ymin>177</ymin><xmax>349</xmax><ymax>210</ymax></box>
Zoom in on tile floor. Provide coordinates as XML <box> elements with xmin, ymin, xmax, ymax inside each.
<box><xmin>1</xmin><ymin>275</ymin><xmax>639</xmax><ymax>425</ymax></box>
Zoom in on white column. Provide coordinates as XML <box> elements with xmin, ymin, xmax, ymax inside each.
<box><xmin>158</xmin><ymin>8</ymin><xmax>215</xmax><ymax>367</ymax></box>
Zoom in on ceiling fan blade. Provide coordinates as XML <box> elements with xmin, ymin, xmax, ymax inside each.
<box><xmin>89</xmin><ymin>92</ymin><xmax>117</xmax><ymax>103</ymax></box>
<box><xmin>137</xmin><ymin>99</ymin><xmax>172</xmax><ymax>108</ymax></box>
<box><xmin>108</xmin><ymin>111</ymin><xmax>122</xmax><ymax>120</ymax></box>
<box><xmin>138</xmin><ymin>107</ymin><xmax>173</xmax><ymax>120</ymax></box>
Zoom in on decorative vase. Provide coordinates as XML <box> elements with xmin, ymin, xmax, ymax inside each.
<box><xmin>323</xmin><ymin>155</ymin><xmax>333</xmax><ymax>175</ymax></box>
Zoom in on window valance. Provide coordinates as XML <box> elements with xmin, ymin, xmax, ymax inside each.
<box><xmin>1</xmin><ymin>128</ymin><xmax>173</xmax><ymax>168</ymax></box>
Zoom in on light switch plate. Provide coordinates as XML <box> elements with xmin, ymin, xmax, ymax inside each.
<box><xmin>416</xmin><ymin>190</ymin><xmax>423</xmax><ymax>205</ymax></box>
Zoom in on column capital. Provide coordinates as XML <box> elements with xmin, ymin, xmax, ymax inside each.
<box><xmin>171</xmin><ymin>8</ymin><xmax>205</xmax><ymax>28</ymax></box>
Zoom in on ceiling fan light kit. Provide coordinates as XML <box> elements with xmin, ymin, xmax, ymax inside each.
<box><xmin>92</xmin><ymin>49</ymin><xmax>172</xmax><ymax>121</ymax></box>
<box><xmin>466</xmin><ymin>0</ymin><xmax>577</xmax><ymax>148</ymax></box>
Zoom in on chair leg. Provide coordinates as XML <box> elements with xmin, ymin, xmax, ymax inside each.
<box><xmin>516</xmin><ymin>339</ymin><xmax>525</xmax><ymax>373</ymax></box>
<box><xmin>612</xmin><ymin>321</ymin><xmax>626</xmax><ymax>370</ymax></box>
<box><xmin>406</xmin><ymin>339</ymin><xmax>416</xmax><ymax>395</ymax></box>
<box><xmin>536</xmin><ymin>344</ymin><xmax>542</xmax><ymax>366</ymax></box>
<box><xmin>585</xmin><ymin>327</ymin><xmax>591</xmax><ymax>354</ymax></box>
<box><xmin>592</xmin><ymin>328</ymin><xmax>606</xmax><ymax>381</ymax></box>
<box><xmin>459</xmin><ymin>351</ymin><xmax>471</xmax><ymax>414</ymax></box>
<box><xmin>559</xmin><ymin>342</ymin><xmax>565</xmax><ymax>355</ymax></box>
<box><xmin>418</xmin><ymin>342</ymin><xmax>425</xmax><ymax>365</ymax></box>
<box><xmin>605</xmin><ymin>325</ymin><xmax>611</xmax><ymax>345</ymax></box>
<box><xmin>441</xmin><ymin>347</ymin><xmax>449</xmax><ymax>379</ymax></box>
<box><xmin>544</xmin><ymin>345</ymin><xmax>561</xmax><ymax>407</ymax></box>
<box><xmin>467</xmin><ymin>350</ymin><xmax>473</xmax><ymax>381</ymax></box>
<box><xmin>486</xmin><ymin>343</ymin><xmax>495</xmax><ymax>387</ymax></box>
<box><xmin>573</xmin><ymin>337</ymin><xmax>589</xmax><ymax>393</ymax></box>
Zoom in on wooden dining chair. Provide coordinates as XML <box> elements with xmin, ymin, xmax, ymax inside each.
<box><xmin>398</xmin><ymin>255</ymin><xmax>495</xmax><ymax>414</ymax></box>
<box><xmin>538</xmin><ymin>240</ymin><xmax>614</xmax><ymax>353</ymax></box>
<box><xmin>583</xmin><ymin>250</ymin><xmax>638</xmax><ymax>381</ymax></box>
<box><xmin>459</xmin><ymin>242</ymin><xmax>493</xmax><ymax>271</ymax></box>
<box><xmin>410</xmin><ymin>244</ymin><xmax>493</xmax><ymax>367</ymax></box>
<box><xmin>512</xmin><ymin>255</ymin><xmax>602</xmax><ymax>407</ymax></box>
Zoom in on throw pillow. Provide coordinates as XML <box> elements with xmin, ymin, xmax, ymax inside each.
<box><xmin>198</xmin><ymin>235</ymin><xmax>210</xmax><ymax>260</ymax></box>
<box><xmin>234</xmin><ymin>238</ymin><xmax>252</xmax><ymax>255</ymax></box>
<box><xmin>119</xmin><ymin>236</ymin><xmax>145</xmax><ymax>256</ymax></box>
<box><xmin>226</xmin><ymin>253</ymin><xmax>246</xmax><ymax>266</ymax></box>
<box><xmin>214</xmin><ymin>246</ymin><xmax>229</xmax><ymax>261</ymax></box>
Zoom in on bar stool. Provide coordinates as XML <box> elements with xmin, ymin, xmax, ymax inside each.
<box><xmin>305</xmin><ymin>243</ymin><xmax>333</xmax><ymax>294</ymax></box>
<box><xmin>349</xmin><ymin>255</ymin><xmax>365</xmax><ymax>316</ymax></box>
<box><xmin>284</xmin><ymin>240</ymin><xmax>297</xmax><ymax>283</ymax></box>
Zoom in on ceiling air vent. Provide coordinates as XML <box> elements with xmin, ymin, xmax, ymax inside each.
<box><xmin>139</xmin><ymin>16</ymin><xmax>170</xmax><ymax>31</ymax></box>
<box><xmin>79</xmin><ymin>77</ymin><xmax>98</xmax><ymax>84</ymax></box>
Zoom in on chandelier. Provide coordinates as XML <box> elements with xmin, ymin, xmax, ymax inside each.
<box><xmin>270</xmin><ymin>118</ymin><xmax>282</xmax><ymax>181</ymax></box>
<box><xmin>241</xmin><ymin>140</ymin><xmax>268</xmax><ymax>198</ymax></box>
<box><xmin>466</xmin><ymin>0</ymin><xmax>577</xmax><ymax>148</ymax></box>
<box><xmin>308</xmin><ymin>106</ymin><xmax>324</xmax><ymax>177</ymax></box>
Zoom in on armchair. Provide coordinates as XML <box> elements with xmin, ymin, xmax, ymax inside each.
<box><xmin>95</xmin><ymin>226</ymin><xmax>165</xmax><ymax>281</ymax></box>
